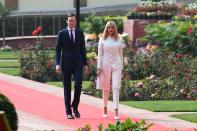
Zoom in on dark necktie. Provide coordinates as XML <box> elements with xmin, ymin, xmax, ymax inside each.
<box><xmin>70</xmin><ymin>30</ymin><xmax>74</xmax><ymax>43</ymax></box>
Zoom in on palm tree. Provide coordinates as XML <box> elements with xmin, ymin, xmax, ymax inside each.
<box><xmin>0</xmin><ymin>2</ymin><xmax>10</xmax><ymax>47</ymax></box>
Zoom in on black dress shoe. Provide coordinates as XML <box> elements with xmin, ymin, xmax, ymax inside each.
<box><xmin>67</xmin><ymin>114</ymin><xmax>74</xmax><ymax>119</ymax></box>
<box><xmin>73</xmin><ymin>109</ymin><xmax>80</xmax><ymax>118</ymax></box>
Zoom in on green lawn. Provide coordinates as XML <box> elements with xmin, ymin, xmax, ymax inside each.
<box><xmin>171</xmin><ymin>113</ymin><xmax>197</xmax><ymax>123</ymax></box>
<box><xmin>0</xmin><ymin>68</ymin><xmax>20</xmax><ymax>76</ymax></box>
<box><xmin>47</xmin><ymin>81</ymin><xmax>63</xmax><ymax>87</ymax></box>
<box><xmin>0</xmin><ymin>51</ymin><xmax>18</xmax><ymax>59</ymax></box>
<box><xmin>0</xmin><ymin>61</ymin><xmax>19</xmax><ymax>68</ymax></box>
<box><xmin>121</xmin><ymin>100</ymin><xmax>197</xmax><ymax>112</ymax></box>
<box><xmin>46</xmin><ymin>81</ymin><xmax>91</xmax><ymax>90</ymax></box>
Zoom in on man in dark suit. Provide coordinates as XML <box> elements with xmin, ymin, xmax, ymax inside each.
<box><xmin>55</xmin><ymin>14</ymin><xmax>88</xmax><ymax>119</ymax></box>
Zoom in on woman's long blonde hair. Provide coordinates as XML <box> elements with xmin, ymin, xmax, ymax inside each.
<box><xmin>101</xmin><ymin>21</ymin><xmax>119</xmax><ymax>41</ymax></box>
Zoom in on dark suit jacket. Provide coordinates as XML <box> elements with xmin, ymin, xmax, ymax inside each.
<box><xmin>55</xmin><ymin>28</ymin><xmax>87</xmax><ymax>72</ymax></box>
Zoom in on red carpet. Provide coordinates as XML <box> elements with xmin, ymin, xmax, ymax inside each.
<box><xmin>0</xmin><ymin>79</ymin><xmax>194</xmax><ymax>131</ymax></box>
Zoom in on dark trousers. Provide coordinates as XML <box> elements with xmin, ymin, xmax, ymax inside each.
<box><xmin>62</xmin><ymin>62</ymin><xmax>83</xmax><ymax>115</ymax></box>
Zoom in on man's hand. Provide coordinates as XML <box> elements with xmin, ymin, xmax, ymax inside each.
<box><xmin>56</xmin><ymin>65</ymin><xmax>61</xmax><ymax>74</ymax></box>
<box><xmin>83</xmin><ymin>65</ymin><xmax>89</xmax><ymax>75</ymax></box>
<box><xmin>97</xmin><ymin>68</ymin><xmax>102</xmax><ymax>77</ymax></box>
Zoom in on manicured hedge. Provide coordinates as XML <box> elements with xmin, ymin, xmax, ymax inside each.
<box><xmin>0</xmin><ymin>93</ymin><xmax>18</xmax><ymax>130</ymax></box>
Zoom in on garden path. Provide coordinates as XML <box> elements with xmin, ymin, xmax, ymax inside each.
<box><xmin>0</xmin><ymin>73</ymin><xmax>196</xmax><ymax>131</ymax></box>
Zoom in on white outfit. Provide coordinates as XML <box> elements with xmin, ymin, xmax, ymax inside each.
<box><xmin>97</xmin><ymin>36</ymin><xmax>123</xmax><ymax>109</ymax></box>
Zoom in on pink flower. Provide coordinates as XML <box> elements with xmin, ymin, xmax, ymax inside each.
<box><xmin>32</xmin><ymin>29</ymin><xmax>39</xmax><ymax>36</ymax></box>
<box><xmin>134</xmin><ymin>92</ymin><xmax>140</xmax><ymax>97</ymax></box>
<box><xmin>180</xmin><ymin>89</ymin><xmax>184</xmax><ymax>93</ymax></box>
<box><xmin>32</xmin><ymin>26</ymin><xmax>43</xmax><ymax>36</ymax></box>
<box><xmin>185</xmin><ymin>68</ymin><xmax>191</xmax><ymax>73</ymax></box>
<box><xmin>149</xmin><ymin>75</ymin><xmax>156</xmax><ymax>80</ymax></box>
<box><xmin>136</xmin><ymin>82</ymin><xmax>144</xmax><ymax>88</ymax></box>
<box><xmin>185</xmin><ymin>76</ymin><xmax>190</xmax><ymax>81</ymax></box>
<box><xmin>37</xmin><ymin>26</ymin><xmax>42</xmax><ymax>32</ymax></box>
<box><xmin>176</xmin><ymin>53</ymin><xmax>184</xmax><ymax>59</ymax></box>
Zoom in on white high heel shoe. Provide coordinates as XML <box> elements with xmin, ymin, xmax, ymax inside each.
<box><xmin>114</xmin><ymin>116</ymin><xmax>119</xmax><ymax>120</ymax></box>
<box><xmin>102</xmin><ymin>114</ymin><xmax>108</xmax><ymax>118</ymax></box>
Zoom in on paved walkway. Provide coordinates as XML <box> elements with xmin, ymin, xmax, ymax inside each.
<box><xmin>0</xmin><ymin>73</ymin><xmax>197</xmax><ymax>131</ymax></box>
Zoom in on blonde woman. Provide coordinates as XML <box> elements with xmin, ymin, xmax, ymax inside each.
<box><xmin>96</xmin><ymin>21</ymin><xmax>123</xmax><ymax>120</ymax></box>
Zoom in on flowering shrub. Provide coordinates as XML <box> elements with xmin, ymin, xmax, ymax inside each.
<box><xmin>0</xmin><ymin>45</ymin><xmax>13</xmax><ymax>51</ymax></box>
<box><xmin>126</xmin><ymin>51</ymin><xmax>152</xmax><ymax>80</ymax></box>
<box><xmin>137</xmin><ymin>1</ymin><xmax>178</xmax><ymax>13</ymax></box>
<box><xmin>143</xmin><ymin>20</ymin><xmax>197</xmax><ymax>56</ymax></box>
<box><xmin>0</xmin><ymin>92</ymin><xmax>18</xmax><ymax>130</ymax></box>
<box><xmin>18</xmin><ymin>44</ymin><xmax>53</xmax><ymax>82</ymax></box>
<box><xmin>179</xmin><ymin>1</ymin><xmax>197</xmax><ymax>16</ymax></box>
<box><xmin>167</xmin><ymin>54</ymin><xmax>197</xmax><ymax>99</ymax></box>
<box><xmin>18</xmin><ymin>27</ymin><xmax>60</xmax><ymax>82</ymax></box>
<box><xmin>122</xmin><ymin>47</ymin><xmax>197</xmax><ymax>100</ymax></box>
<box><xmin>77</xmin><ymin>118</ymin><xmax>153</xmax><ymax>131</ymax></box>
<box><xmin>127</xmin><ymin>1</ymin><xmax>178</xmax><ymax>19</ymax></box>
<box><xmin>129</xmin><ymin>1</ymin><xmax>197</xmax><ymax>19</ymax></box>
<box><xmin>119</xmin><ymin>75</ymin><xmax>196</xmax><ymax>101</ymax></box>
<box><xmin>144</xmin><ymin>78</ymin><xmax>172</xmax><ymax>100</ymax></box>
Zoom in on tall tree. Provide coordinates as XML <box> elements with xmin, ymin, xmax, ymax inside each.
<box><xmin>0</xmin><ymin>2</ymin><xmax>10</xmax><ymax>47</ymax></box>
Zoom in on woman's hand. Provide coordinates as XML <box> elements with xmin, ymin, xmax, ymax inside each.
<box><xmin>56</xmin><ymin>65</ymin><xmax>61</xmax><ymax>74</ymax></box>
<box><xmin>97</xmin><ymin>68</ymin><xmax>102</xmax><ymax>77</ymax></box>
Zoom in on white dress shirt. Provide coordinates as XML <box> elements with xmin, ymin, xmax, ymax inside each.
<box><xmin>67</xmin><ymin>27</ymin><xmax>75</xmax><ymax>42</ymax></box>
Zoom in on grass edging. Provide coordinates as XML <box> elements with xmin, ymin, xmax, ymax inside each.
<box><xmin>171</xmin><ymin>113</ymin><xmax>197</xmax><ymax>123</ymax></box>
<box><xmin>121</xmin><ymin>100</ymin><xmax>197</xmax><ymax>112</ymax></box>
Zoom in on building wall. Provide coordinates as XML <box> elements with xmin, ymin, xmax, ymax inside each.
<box><xmin>5</xmin><ymin>0</ymin><xmax>18</xmax><ymax>10</ymax></box>
<box><xmin>0</xmin><ymin>36</ymin><xmax>57</xmax><ymax>49</ymax></box>
<box><xmin>18</xmin><ymin>0</ymin><xmax>138</xmax><ymax>10</ymax></box>
<box><xmin>18</xmin><ymin>0</ymin><xmax>73</xmax><ymax>10</ymax></box>
<box><xmin>87</xmin><ymin>0</ymin><xmax>139</xmax><ymax>7</ymax></box>
<box><xmin>0</xmin><ymin>0</ymin><xmax>5</xmax><ymax>5</ymax></box>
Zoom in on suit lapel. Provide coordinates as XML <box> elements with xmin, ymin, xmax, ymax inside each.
<box><xmin>75</xmin><ymin>29</ymin><xmax>78</xmax><ymax>44</ymax></box>
<box><xmin>65</xmin><ymin>29</ymin><xmax>70</xmax><ymax>40</ymax></box>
